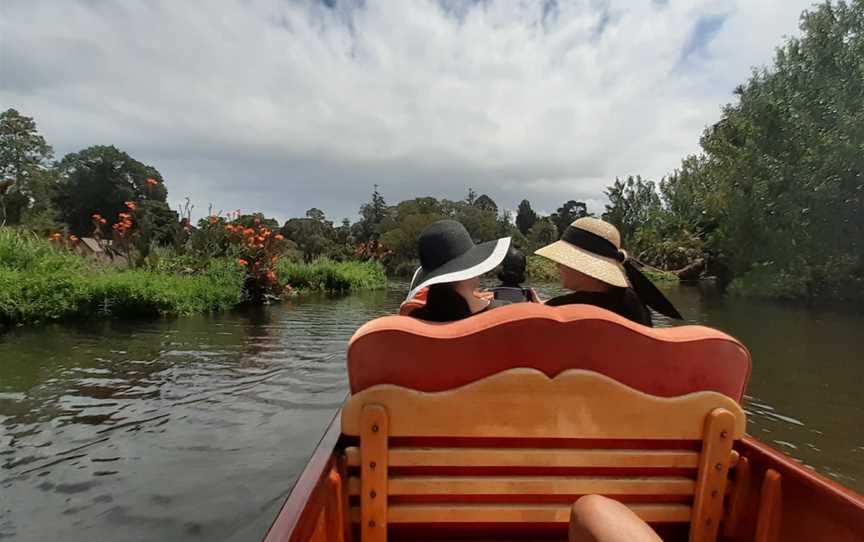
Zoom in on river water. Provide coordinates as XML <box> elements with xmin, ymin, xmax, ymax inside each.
<box><xmin>1</xmin><ymin>283</ymin><xmax>862</xmax><ymax>541</ymax></box>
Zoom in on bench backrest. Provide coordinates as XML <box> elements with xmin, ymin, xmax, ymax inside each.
<box><xmin>341</xmin><ymin>369</ymin><xmax>747</xmax><ymax>541</ymax></box>
<box><xmin>349</xmin><ymin>303</ymin><xmax>751</xmax><ymax>401</ymax></box>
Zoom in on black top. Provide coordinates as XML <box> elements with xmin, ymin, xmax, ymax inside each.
<box><xmin>411</xmin><ymin>285</ymin><xmax>510</xmax><ymax>323</ymax></box>
<box><xmin>545</xmin><ymin>288</ymin><xmax>653</xmax><ymax>327</ymax></box>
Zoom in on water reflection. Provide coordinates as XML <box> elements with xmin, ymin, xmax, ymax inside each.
<box><xmin>1</xmin><ymin>284</ymin><xmax>862</xmax><ymax>541</ymax></box>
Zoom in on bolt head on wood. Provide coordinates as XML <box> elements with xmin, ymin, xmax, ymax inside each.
<box><xmin>372</xmin><ymin>424</ymin><xmax>379</xmax><ymax>433</ymax></box>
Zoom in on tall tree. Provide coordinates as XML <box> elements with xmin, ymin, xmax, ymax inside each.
<box><xmin>602</xmin><ymin>176</ymin><xmax>661</xmax><ymax>245</ymax></box>
<box><xmin>515</xmin><ymin>199</ymin><xmax>538</xmax><ymax>235</ymax></box>
<box><xmin>550</xmin><ymin>200</ymin><xmax>588</xmax><ymax>234</ymax></box>
<box><xmin>473</xmin><ymin>193</ymin><xmax>498</xmax><ymax>214</ymax></box>
<box><xmin>54</xmin><ymin>146</ymin><xmax>175</xmax><ymax>242</ymax></box>
<box><xmin>0</xmin><ymin>109</ymin><xmax>56</xmax><ymax>228</ymax></box>
<box><xmin>356</xmin><ymin>185</ymin><xmax>388</xmax><ymax>242</ymax></box>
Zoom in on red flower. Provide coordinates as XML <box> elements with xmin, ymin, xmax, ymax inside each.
<box><xmin>238</xmin><ymin>259</ymin><xmax>248</xmax><ymax>266</ymax></box>
<box><xmin>209</xmin><ymin>215</ymin><xmax>219</xmax><ymax>225</ymax></box>
<box><xmin>99</xmin><ymin>218</ymin><xmax>107</xmax><ymax>225</ymax></box>
<box><xmin>253</xmin><ymin>217</ymin><xmax>261</xmax><ymax>225</ymax></box>
<box><xmin>146</xmin><ymin>178</ymin><xmax>159</xmax><ymax>186</ymax></box>
<box><xmin>265</xmin><ymin>271</ymin><xmax>277</xmax><ymax>283</ymax></box>
<box><xmin>274</xmin><ymin>234</ymin><xmax>284</xmax><ymax>241</ymax></box>
<box><xmin>124</xmin><ymin>201</ymin><xmax>137</xmax><ymax>211</ymax></box>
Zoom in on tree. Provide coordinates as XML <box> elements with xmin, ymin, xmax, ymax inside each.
<box><xmin>54</xmin><ymin>146</ymin><xmax>175</xmax><ymax>248</ymax></box>
<box><xmin>527</xmin><ymin>218</ymin><xmax>558</xmax><ymax>250</ymax></box>
<box><xmin>0</xmin><ymin>109</ymin><xmax>56</xmax><ymax>228</ymax></box>
<box><xmin>602</xmin><ymin>176</ymin><xmax>661</xmax><ymax>245</ymax></box>
<box><xmin>281</xmin><ymin>208</ymin><xmax>336</xmax><ymax>262</ymax></box>
<box><xmin>465</xmin><ymin>187</ymin><xmax>477</xmax><ymax>206</ymax></box>
<box><xmin>515</xmin><ymin>199</ymin><xmax>538</xmax><ymax>235</ymax></box>
<box><xmin>473</xmin><ymin>194</ymin><xmax>498</xmax><ymax>214</ymax></box>
<box><xmin>550</xmin><ymin>200</ymin><xmax>588</xmax><ymax>234</ymax></box>
<box><xmin>356</xmin><ymin>185</ymin><xmax>388</xmax><ymax>242</ymax></box>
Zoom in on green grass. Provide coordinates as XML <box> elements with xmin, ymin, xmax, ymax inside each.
<box><xmin>0</xmin><ymin>230</ymin><xmax>386</xmax><ymax>326</ymax></box>
<box><xmin>277</xmin><ymin>259</ymin><xmax>387</xmax><ymax>292</ymax></box>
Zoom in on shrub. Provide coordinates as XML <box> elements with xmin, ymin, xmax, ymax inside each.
<box><xmin>276</xmin><ymin>259</ymin><xmax>386</xmax><ymax>292</ymax></box>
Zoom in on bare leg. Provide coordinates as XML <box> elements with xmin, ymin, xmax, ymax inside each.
<box><xmin>569</xmin><ymin>495</ymin><xmax>663</xmax><ymax>542</ymax></box>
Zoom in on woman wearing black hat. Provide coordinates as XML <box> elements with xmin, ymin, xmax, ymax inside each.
<box><xmin>407</xmin><ymin>220</ymin><xmax>512</xmax><ymax>323</ymax></box>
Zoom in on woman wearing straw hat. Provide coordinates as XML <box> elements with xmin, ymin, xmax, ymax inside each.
<box><xmin>407</xmin><ymin>220</ymin><xmax>512</xmax><ymax>322</ymax></box>
<box><xmin>534</xmin><ymin>217</ymin><xmax>683</xmax><ymax>326</ymax></box>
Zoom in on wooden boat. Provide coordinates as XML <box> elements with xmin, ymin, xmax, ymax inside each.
<box><xmin>262</xmin><ymin>304</ymin><xmax>864</xmax><ymax>542</ymax></box>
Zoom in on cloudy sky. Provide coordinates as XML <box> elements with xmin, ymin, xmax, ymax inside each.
<box><xmin>2</xmin><ymin>0</ymin><xmax>814</xmax><ymax>222</ymax></box>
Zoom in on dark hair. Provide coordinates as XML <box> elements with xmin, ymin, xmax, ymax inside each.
<box><xmin>414</xmin><ymin>283</ymin><xmax>471</xmax><ymax>322</ymax></box>
<box><xmin>497</xmin><ymin>247</ymin><xmax>526</xmax><ymax>287</ymax></box>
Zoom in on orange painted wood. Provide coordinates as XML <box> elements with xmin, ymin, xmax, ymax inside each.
<box><xmin>360</xmin><ymin>405</ymin><xmax>388</xmax><ymax>542</ymax></box>
<box><xmin>688</xmin><ymin>408</ymin><xmax>736</xmax><ymax>542</ymax></box>
<box><xmin>325</xmin><ymin>468</ymin><xmax>346</xmax><ymax>542</ymax></box>
<box><xmin>308</xmin><ymin>509</ymin><xmax>328</xmax><ymax>542</ymax></box>
<box><xmin>349</xmin><ymin>303</ymin><xmax>751</xmax><ymax>401</ymax></box>
<box><xmin>349</xmin><ymin>503</ymin><xmax>692</xmax><ymax>524</ymax></box>
<box><xmin>344</xmin><ymin>446</ymin><xmax>700</xmax><ymax>469</ymax></box>
<box><xmin>721</xmin><ymin>455</ymin><xmax>751</xmax><ymax>540</ymax></box>
<box><xmin>348</xmin><ymin>475</ymin><xmax>696</xmax><ymax>496</ymax></box>
<box><xmin>736</xmin><ymin>436</ymin><xmax>864</xmax><ymax>542</ymax></box>
<box><xmin>755</xmin><ymin>469</ymin><xmax>782</xmax><ymax>542</ymax></box>
<box><xmin>341</xmin><ymin>369</ymin><xmax>746</xmax><ymax>440</ymax></box>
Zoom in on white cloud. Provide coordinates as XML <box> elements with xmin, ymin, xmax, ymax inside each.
<box><xmin>0</xmin><ymin>0</ymin><xmax>813</xmax><ymax>221</ymax></box>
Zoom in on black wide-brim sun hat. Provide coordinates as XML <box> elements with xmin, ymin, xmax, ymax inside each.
<box><xmin>407</xmin><ymin>220</ymin><xmax>511</xmax><ymax>300</ymax></box>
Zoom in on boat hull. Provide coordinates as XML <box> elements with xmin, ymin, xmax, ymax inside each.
<box><xmin>262</xmin><ymin>410</ymin><xmax>864</xmax><ymax>542</ymax></box>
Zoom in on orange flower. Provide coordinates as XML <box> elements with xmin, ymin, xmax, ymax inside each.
<box><xmin>238</xmin><ymin>259</ymin><xmax>248</xmax><ymax>266</ymax></box>
<box><xmin>274</xmin><ymin>234</ymin><xmax>284</xmax><ymax>241</ymax></box>
<box><xmin>243</xmin><ymin>228</ymin><xmax>255</xmax><ymax>236</ymax></box>
<box><xmin>124</xmin><ymin>201</ymin><xmax>137</xmax><ymax>210</ymax></box>
<box><xmin>69</xmin><ymin>235</ymin><xmax>79</xmax><ymax>242</ymax></box>
<box><xmin>146</xmin><ymin>178</ymin><xmax>159</xmax><ymax>186</ymax></box>
<box><xmin>265</xmin><ymin>271</ymin><xmax>277</xmax><ymax>283</ymax></box>
<box><xmin>224</xmin><ymin>225</ymin><xmax>234</xmax><ymax>233</ymax></box>
<box><xmin>49</xmin><ymin>232</ymin><xmax>62</xmax><ymax>241</ymax></box>
<box><xmin>209</xmin><ymin>215</ymin><xmax>219</xmax><ymax>225</ymax></box>
<box><xmin>271</xmin><ymin>255</ymin><xmax>279</xmax><ymax>263</ymax></box>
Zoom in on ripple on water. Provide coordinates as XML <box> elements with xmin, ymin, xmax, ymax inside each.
<box><xmin>1</xmin><ymin>285</ymin><xmax>862</xmax><ymax>542</ymax></box>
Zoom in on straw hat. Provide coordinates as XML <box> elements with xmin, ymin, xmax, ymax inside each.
<box><xmin>534</xmin><ymin>217</ymin><xmax>629</xmax><ymax>288</ymax></box>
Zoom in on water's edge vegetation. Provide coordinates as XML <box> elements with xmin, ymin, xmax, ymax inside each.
<box><xmin>0</xmin><ymin>229</ymin><xmax>386</xmax><ymax>326</ymax></box>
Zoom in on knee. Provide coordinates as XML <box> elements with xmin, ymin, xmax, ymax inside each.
<box><xmin>569</xmin><ymin>495</ymin><xmax>662</xmax><ymax>542</ymax></box>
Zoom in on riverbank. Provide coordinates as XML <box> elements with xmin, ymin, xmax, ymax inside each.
<box><xmin>0</xmin><ymin>230</ymin><xmax>387</xmax><ymax>326</ymax></box>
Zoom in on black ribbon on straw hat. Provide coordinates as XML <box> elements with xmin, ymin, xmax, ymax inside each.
<box><xmin>561</xmin><ymin>226</ymin><xmax>684</xmax><ymax>320</ymax></box>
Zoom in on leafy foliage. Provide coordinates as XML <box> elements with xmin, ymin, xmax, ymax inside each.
<box><xmin>0</xmin><ymin>109</ymin><xmax>56</xmax><ymax>229</ymax></box>
<box><xmin>515</xmin><ymin>199</ymin><xmax>538</xmax><ymax>235</ymax></box>
<box><xmin>602</xmin><ymin>1</ymin><xmax>864</xmax><ymax>303</ymax></box>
